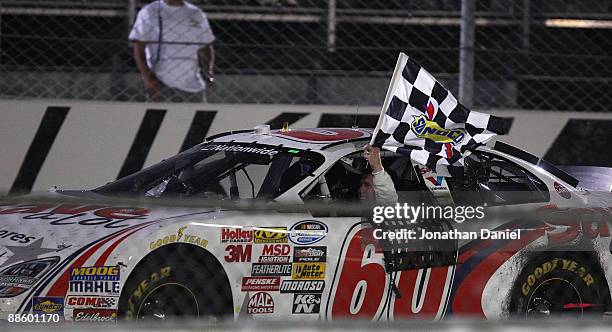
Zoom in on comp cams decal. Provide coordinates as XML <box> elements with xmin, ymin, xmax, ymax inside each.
<box><xmin>66</xmin><ymin>296</ymin><xmax>117</xmax><ymax>309</ymax></box>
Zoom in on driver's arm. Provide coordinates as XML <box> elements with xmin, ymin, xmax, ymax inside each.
<box><xmin>364</xmin><ymin>145</ymin><xmax>398</xmax><ymax>205</ymax></box>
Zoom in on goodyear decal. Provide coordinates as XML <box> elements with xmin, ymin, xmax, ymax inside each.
<box><xmin>411</xmin><ymin>114</ymin><xmax>466</xmax><ymax>145</ymax></box>
<box><xmin>149</xmin><ymin>226</ymin><xmax>208</xmax><ymax>250</ymax></box>
<box><xmin>254</xmin><ymin>227</ymin><xmax>288</xmax><ymax>244</ymax></box>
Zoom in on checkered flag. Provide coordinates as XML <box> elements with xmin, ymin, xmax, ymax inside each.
<box><xmin>371</xmin><ymin>53</ymin><xmax>511</xmax><ymax>177</ymax></box>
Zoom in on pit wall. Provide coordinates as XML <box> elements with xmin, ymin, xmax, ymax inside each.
<box><xmin>1</xmin><ymin>99</ymin><xmax>610</xmax><ymax>194</ymax></box>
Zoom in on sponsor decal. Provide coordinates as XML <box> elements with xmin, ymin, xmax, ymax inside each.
<box><xmin>247</xmin><ymin>292</ymin><xmax>274</xmax><ymax>314</ymax></box>
<box><xmin>69</xmin><ymin>266</ymin><xmax>120</xmax><ymax>295</ymax></box>
<box><xmin>73</xmin><ymin>309</ymin><xmax>117</xmax><ymax>322</ymax></box>
<box><xmin>66</xmin><ymin>296</ymin><xmax>117</xmax><ymax>309</ymax></box>
<box><xmin>261</xmin><ymin>244</ymin><xmax>291</xmax><ymax>256</ymax></box>
<box><xmin>280</xmin><ymin>280</ymin><xmax>325</xmax><ymax>294</ymax></box>
<box><xmin>0</xmin><ymin>204</ymin><xmax>150</xmax><ymax>229</ymax></box>
<box><xmin>554</xmin><ymin>182</ymin><xmax>572</xmax><ymax>199</ymax></box>
<box><xmin>241</xmin><ymin>277</ymin><xmax>281</xmax><ymax>291</ymax></box>
<box><xmin>293</xmin><ymin>246</ymin><xmax>326</xmax><ymax>263</ymax></box>
<box><xmin>251</xmin><ymin>263</ymin><xmax>292</xmax><ymax>276</ymax></box>
<box><xmin>254</xmin><ymin>227</ymin><xmax>287</xmax><ymax>244</ymax></box>
<box><xmin>149</xmin><ymin>226</ymin><xmax>208</xmax><ymax>251</ymax></box>
<box><xmin>0</xmin><ymin>275</ymin><xmax>37</xmax><ymax>288</ymax></box>
<box><xmin>32</xmin><ymin>297</ymin><xmax>64</xmax><ymax>315</ymax></box>
<box><xmin>259</xmin><ymin>256</ymin><xmax>290</xmax><ymax>263</ymax></box>
<box><xmin>289</xmin><ymin>221</ymin><xmax>327</xmax><ymax>245</ymax></box>
<box><xmin>0</xmin><ymin>229</ymin><xmax>36</xmax><ymax>244</ymax></box>
<box><xmin>201</xmin><ymin>144</ymin><xmax>279</xmax><ymax>156</ymax></box>
<box><xmin>521</xmin><ymin>258</ymin><xmax>595</xmax><ymax>296</ymax></box>
<box><xmin>292</xmin><ymin>294</ymin><xmax>321</xmax><ymax>314</ymax></box>
<box><xmin>411</xmin><ymin>112</ymin><xmax>466</xmax><ymax>145</ymax></box>
<box><xmin>292</xmin><ymin>262</ymin><xmax>325</xmax><ymax>280</ymax></box>
<box><xmin>224</xmin><ymin>244</ymin><xmax>252</xmax><ymax>263</ymax></box>
<box><xmin>221</xmin><ymin>228</ymin><xmax>253</xmax><ymax>243</ymax></box>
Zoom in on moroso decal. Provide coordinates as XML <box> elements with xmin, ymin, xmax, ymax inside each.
<box><xmin>280</xmin><ymin>280</ymin><xmax>325</xmax><ymax>294</ymax></box>
<box><xmin>289</xmin><ymin>221</ymin><xmax>327</xmax><ymax>245</ymax></box>
<box><xmin>241</xmin><ymin>277</ymin><xmax>280</xmax><ymax>292</ymax></box>
<box><xmin>254</xmin><ymin>227</ymin><xmax>287</xmax><ymax>244</ymax></box>
<box><xmin>247</xmin><ymin>292</ymin><xmax>274</xmax><ymax>314</ymax></box>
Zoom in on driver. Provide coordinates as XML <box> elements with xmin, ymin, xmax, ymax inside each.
<box><xmin>360</xmin><ymin>144</ymin><xmax>398</xmax><ymax>205</ymax></box>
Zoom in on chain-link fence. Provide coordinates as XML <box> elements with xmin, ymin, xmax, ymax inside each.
<box><xmin>0</xmin><ymin>0</ymin><xmax>611</xmax><ymax>109</ymax></box>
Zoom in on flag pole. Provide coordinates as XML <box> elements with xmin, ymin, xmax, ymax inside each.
<box><xmin>370</xmin><ymin>52</ymin><xmax>409</xmax><ymax>145</ymax></box>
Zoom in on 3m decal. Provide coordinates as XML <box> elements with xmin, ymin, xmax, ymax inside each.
<box><xmin>224</xmin><ymin>244</ymin><xmax>252</xmax><ymax>263</ymax></box>
<box><xmin>149</xmin><ymin>226</ymin><xmax>208</xmax><ymax>251</ymax></box>
<box><xmin>69</xmin><ymin>266</ymin><xmax>121</xmax><ymax>295</ymax></box>
<box><xmin>280</xmin><ymin>280</ymin><xmax>325</xmax><ymax>294</ymax></box>
<box><xmin>32</xmin><ymin>297</ymin><xmax>64</xmax><ymax>315</ymax></box>
<box><xmin>241</xmin><ymin>277</ymin><xmax>281</xmax><ymax>292</ymax></box>
<box><xmin>254</xmin><ymin>227</ymin><xmax>287</xmax><ymax>244</ymax></box>
<box><xmin>293</xmin><ymin>246</ymin><xmax>326</xmax><ymax>263</ymax></box>
<box><xmin>72</xmin><ymin>309</ymin><xmax>117</xmax><ymax>322</ymax></box>
<box><xmin>292</xmin><ymin>262</ymin><xmax>325</xmax><ymax>280</ymax></box>
<box><xmin>292</xmin><ymin>294</ymin><xmax>321</xmax><ymax>314</ymax></box>
<box><xmin>251</xmin><ymin>263</ymin><xmax>292</xmax><ymax>277</ymax></box>
<box><xmin>221</xmin><ymin>227</ymin><xmax>253</xmax><ymax>243</ymax></box>
<box><xmin>66</xmin><ymin>296</ymin><xmax>118</xmax><ymax>309</ymax></box>
<box><xmin>289</xmin><ymin>221</ymin><xmax>327</xmax><ymax>245</ymax></box>
<box><xmin>247</xmin><ymin>292</ymin><xmax>274</xmax><ymax>314</ymax></box>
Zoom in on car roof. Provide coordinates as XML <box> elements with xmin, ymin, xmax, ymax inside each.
<box><xmin>206</xmin><ymin>128</ymin><xmax>373</xmax><ymax>152</ymax></box>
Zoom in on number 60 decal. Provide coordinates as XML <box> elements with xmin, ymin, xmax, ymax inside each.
<box><xmin>326</xmin><ymin>224</ymin><xmax>454</xmax><ymax>321</ymax></box>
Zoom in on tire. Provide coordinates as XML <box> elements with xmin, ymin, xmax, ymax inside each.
<box><xmin>509</xmin><ymin>252</ymin><xmax>610</xmax><ymax>318</ymax></box>
<box><xmin>118</xmin><ymin>244</ymin><xmax>233</xmax><ymax>321</ymax></box>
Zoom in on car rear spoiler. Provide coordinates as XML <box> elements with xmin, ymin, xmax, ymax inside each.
<box><xmin>493</xmin><ymin>141</ymin><xmax>579</xmax><ymax>188</ymax></box>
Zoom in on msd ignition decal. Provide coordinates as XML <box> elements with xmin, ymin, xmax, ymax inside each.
<box><xmin>258</xmin><ymin>244</ymin><xmax>291</xmax><ymax>263</ymax></box>
<box><xmin>72</xmin><ymin>309</ymin><xmax>117</xmax><ymax>322</ymax></box>
<box><xmin>294</xmin><ymin>247</ymin><xmax>326</xmax><ymax>263</ymax></box>
<box><xmin>289</xmin><ymin>221</ymin><xmax>327</xmax><ymax>245</ymax></box>
<box><xmin>254</xmin><ymin>227</ymin><xmax>288</xmax><ymax>244</ymax></box>
<box><xmin>326</xmin><ymin>224</ymin><xmax>453</xmax><ymax>320</ymax></box>
<box><xmin>292</xmin><ymin>263</ymin><xmax>325</xmax><ymax>280</ymax></box>
<box><xmin>247</xmin><ymin>292</ymin><xmax>274</xmax><ymax>314</ymax></box>
<box><xmin>280</xmin><ymin>280</ymin><xmax>325</xmax><ymax>294</ymax></box>
<box><xmin>32</xmin><ymin>297</ymin><xmax>64</xmax><ymax>316</ymax></box>
<box><xmin>149</xmin><ymin>226</ymin><xmax>208</xmax><ymax>251</ymax></box>
<box><xmin>221</xmin><ymin>227</ymin><xmax>253</xmax><ymax>243</ymax></box>
<box><xmin>66</xmin><ymin>296</ymin><xmax>117</xmax><ymax>309</ymax></box>
<box><xmin>69</xmin><ymin>266</ymin><xmax>120</xmax><ymax>296</ymax></box>
<box><xmin>292</xmin><ymin>294</ymin><xmax>321</xmax><ymax>314</ymax></box>
<box><xmin>0</xmin><ymin>204</ymin><xmax>150</xmax><ymax>229</ymax></box>
<box><xmin>241</xmin><ymin>277</ymin><xmax>280</xmax><ymax>292</ymax></box>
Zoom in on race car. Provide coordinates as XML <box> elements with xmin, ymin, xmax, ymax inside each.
<box><xmin>0</xmin><ymin>127</ymin><xmax>610</xmax><ymax>323</ymax></box>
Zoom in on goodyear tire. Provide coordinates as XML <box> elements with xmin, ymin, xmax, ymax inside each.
<box><xmin>510</xmin><ymin>252</ymin><xmax>610</xmax><ymax>318</ymax></box>
<box><xmin>118</xmin><ymin>244</ymin><xmax>233</xmax><ymax>321</ymax></box>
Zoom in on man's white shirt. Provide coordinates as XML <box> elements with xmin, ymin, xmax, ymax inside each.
<box><xmin>129</xmin><ymin>0</ymin><xmax>215</xmax><ymax>92</ymax></box>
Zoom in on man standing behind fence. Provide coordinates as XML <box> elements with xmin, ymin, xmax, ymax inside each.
<box><xmin>129</xmin><ymin>0</ymin><xmax>215</xmax><ymax>102</ymax></box>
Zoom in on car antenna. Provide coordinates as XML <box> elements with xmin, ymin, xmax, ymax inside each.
<box><xmin>352</xmin><ymin>104</ymin><xmax>359</xmax><ymax>129</ymax></box>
